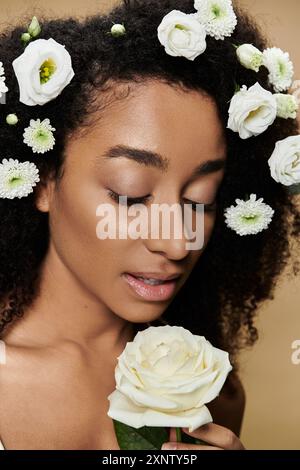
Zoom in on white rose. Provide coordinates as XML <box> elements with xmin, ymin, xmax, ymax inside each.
<box><xmin>227</xmin><ymin>82</ymin><xmax>277</xmax><ymax>139</ymax></box>
<box><xmin>107</xmin><ymin>325</ymin><xmax>232</xmax><ymax>432</ymax></box>
<box><xmin>12</xmin><ymin>38</ymin><xmax>74</xmax><ymax>106</ymax></box>
<box><xmin>236</xmin><ymin>44</ymin><xmax>263</xmax><ymax>72</ymax></box>
<box><xmin>157</xmin><ymin>10</ymin><xmax>207</xmax><ymax>61</ymax></box>
<box><xmin>268</xmin><ymin>135</ymin><xmax>300</xmax><ymax>186</ymax></box>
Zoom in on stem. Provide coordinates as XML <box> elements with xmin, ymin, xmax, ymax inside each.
<box><xmin>175</xmin><ymin>427</ymin><xmax>182</xmax><ymax>443</ymax></box>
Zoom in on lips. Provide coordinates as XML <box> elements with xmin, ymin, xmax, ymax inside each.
<box><xmin>127</xmin><ymin>272</ymin><xmax>182</xmax><ymax>281</ymax></box>
<box><xmin>122</xmin><ymin>272</ymin><xmax>180</xmax><ymax>301</ymax></box>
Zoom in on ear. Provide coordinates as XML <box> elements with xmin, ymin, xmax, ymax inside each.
<box><xmin>35</xmin><ymin>178</ymin><xmax>56</xmax><ymax>213</ymax></box>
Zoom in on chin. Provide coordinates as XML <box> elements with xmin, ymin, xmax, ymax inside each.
<box><xmin>116</xmin><ymin>300</ymin><xmax>169</xmax><ymax>324</ymax></box>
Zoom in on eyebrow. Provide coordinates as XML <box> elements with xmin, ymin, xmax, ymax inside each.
<box><xmin>102</xmin><ymin>144</ymin><xmax>226</xmax><ymax>180</ymax></box>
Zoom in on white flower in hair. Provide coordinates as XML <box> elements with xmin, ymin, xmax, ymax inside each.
<box><xmin>194</xmin><ymin>0</ymin><xmax>237</xmax><ymax>40</ymax></box>
<box><xmin>157</xmin><ymin>10</ymin><xmax>207</xmax><ymax>61</ymax></box>
<box><xmin>224</xmin><ymin>194</ymin><xmax>274</xmax><ymax>236</ymax></box>
<box><xmin>268</xmin><ymin>135</ymin><xmax>300</xmax><ymax>186</ymax></box>
<box><xmin>236</xmin><ymin>44</ymin><xmax>263</xmax><ymax>72</ymax></box>
<box><xmin>275</xmin><ymin>94</ymin><xmax>299</xmax><ymax>120</ymax></box>
<box><xmin>23</xmin><ymin>118</ymin><xmax>56</xmax><ymax>154</ymax></box>
<box><xmin>227</xmin><ymin>82</ymin><xmax>277</xmax><ymax>139</ymax></box>
<box><xmin>12</xmin><ymin>38</ymin><xmax>74</xmax><ymax>106</ymax></box>
<box><xmin>0</xmin><ymin>61</ymin><xmax>9</xmax><ymax>98</ymax></box>
<box><xmin>262</xmin><ymin>47</ymin><xmax>294</xmax><ymax>92</ymax></box>
<box><xmin>0</xmin><ymin>158</ymin><xmax>40</xmax><ymax>199</ymax></box>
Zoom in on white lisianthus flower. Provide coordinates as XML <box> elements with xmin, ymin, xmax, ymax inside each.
<box><xmin>268</xmin><ymin>135</ymin><xmax>300</xmax><ymax>186</ymax></box>
<box><xmin>224</xmin><ymin>194</ymin><xmax>274</xmax><ymax>236</ymax></box>
<box><xmin>12</xmin><ymin>38</ymin><xmax>75</xmax><ymax>106</ymax></box>
<box><xmin>23</xmin><ymin>118</ymin><xmax>56</xmax><ymax>154</ymax></box>
<box><xmin>107</xmin><ymin>325</ymin><xmax>232</xmax><ymax>432</ymax></box>
<box><xmin>0</xmin><ymin>158</ymin><xmax>40</xmax><ymax>199</ymax></box>
<box><xmin>236</xmin><ymin>44</ymin><xmax>263</xmax><ymax>72</ymax></box>
<box><xmin>194</xmin><ymin>0</ymin><xmax>237</xmax><ymax>40</ymax></box>
<box><xmin>157</xmin><ymin>10</ymin><xmax>207</xmax><ymax>61</ymax></box>
<box><xmin>275</xmin><ymin>93</ymin><xmax>299</xmax><ymax>119</ymax></box>
<box><xmin>227</xmin><ymin>82</ymin><xmax>277</xmax><ymax>139</ymax></box>
<box><xmin>262</xmin><ymin>47</ymin><xmax>294</xmax><ymax>92</ymax></box>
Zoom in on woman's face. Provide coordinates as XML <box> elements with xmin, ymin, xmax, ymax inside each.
<box><xmin>40</xmin><ymin>80</ymin><xmax>226</xmax><ymax>324</ymax></box>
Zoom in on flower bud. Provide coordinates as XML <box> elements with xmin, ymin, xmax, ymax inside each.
<box><xmin>21</xmin><ymin>32</ymin><xmax>31</xmax><ymax>44</ymax></box>
<box><xmin>236</xmin><ymin>43</ymin><xmax>263</xmax><ymax>72</ymax></box>
<box><xmin>275</xmin><ymin>93</ymin><xmax>299</xmax><ymax>119</ymax></box>
<box><xmin>28</xmin><ymin>16</ymin><xmax>41</xmax><ymax>38</ymax></box>
<box><xmin>110</xmin><ymin>24</ymin><xmax>126</xmax><ymax>37</ymax></box>
<box><xmin>6</xmin><ymin>114</ymin><xmax>18</xmax><ymax>125</ymax></box>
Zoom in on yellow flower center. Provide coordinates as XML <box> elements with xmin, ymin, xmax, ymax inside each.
<box><xmin>39</xmin><ymin>58</ymin><xmax>57</xmax><ymax>84</ymax></box>
<box><xmin>212</xmin><ymin>4</ymin><xmax>224</xmax><ymax>18</ymax></box>
<box><xmin>246</xmin><ymin>107</ymin><xmax>262</xmax><ymax>121</ymax></box>
<box><xmin>9</xmin><ymin>176</ymin><xmax>23</xmax><ymax>188</ymax></box>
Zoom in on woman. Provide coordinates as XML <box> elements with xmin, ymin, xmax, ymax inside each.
<box><xmin>0</xmin><ymin>0</ymin><xmax>298</xmax><ymax>450</ymax></box>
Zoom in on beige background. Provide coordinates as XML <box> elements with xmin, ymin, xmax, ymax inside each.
<box><xmin>1</xmin><ymin>0</ymin><xmax>299</xmax><ymax>450</ymax></box>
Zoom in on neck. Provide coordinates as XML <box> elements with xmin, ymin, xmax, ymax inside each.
<box><xmin>3</xmin><ymin>241</ymin><xmax>135</xmax><ymax>353</ymax></box>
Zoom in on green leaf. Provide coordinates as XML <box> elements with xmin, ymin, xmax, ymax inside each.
<box><xmin>113</xmin><ymin>420</ymin><xmax>169</xmax><ymax>450</ymax></box>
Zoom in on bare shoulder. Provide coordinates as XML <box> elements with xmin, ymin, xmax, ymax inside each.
<box><xmin>0</xmin><ymin>340</ymin><xmax>97</xmax><ymax>449</ymax></box>
<box><xmin>207</xmin><ymin>371</ymin><xmax>246</xmax><ymax>437</ymax></box>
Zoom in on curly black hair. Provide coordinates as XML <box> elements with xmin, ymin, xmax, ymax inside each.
<box><xmin>0</xmin><ymin>0</ymin><xmax>299</xmax><ymax>368</ymax></box>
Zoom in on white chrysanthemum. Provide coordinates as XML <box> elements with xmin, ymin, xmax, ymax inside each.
<box><xmin>0</xmin><ymin>158</ymin><xmax>40</xmax><ymax>199</ymax></box>
<box><xmin>194</xmin><ymin>0</ymin><xmax>237</xmax><ymax>40</ymax></box>
<box><xmin>262</xmin><ymin>47</ymin><xmax>294</xmax><ymax>92</ymax></box>
<box><xmin>23</xmin><ymin>118</ymin><xmax>56</xmax><ymax>154</ymax></box>
<box><xmin>224</xmin><ymin>194</ymin><xmax>274</xmax><ymax>236</ymax></box>
<box><xmin>0</xmin><ymin>62</ymin><xmax>4</xmax><ymax>76</ymax></box>
<box><xmin>275</xmin><ymin>93</ymin><xmax>299</xmax><ymax>119</ymax></box>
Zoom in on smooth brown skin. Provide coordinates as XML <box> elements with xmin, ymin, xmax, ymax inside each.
<box><xmin>0</xmin><ymin>80</ymin><xmax>244</xmax><ymax>450</ymax></box>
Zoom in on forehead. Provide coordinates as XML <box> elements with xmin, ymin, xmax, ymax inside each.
<box><xmin>65</xmin><ymin>80</ymin><xmax>226</xmax><ymax>173</ymax></box>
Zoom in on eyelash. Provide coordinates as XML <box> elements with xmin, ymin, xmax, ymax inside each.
<box><xmin>107</xmin><ymin>190</ymin><xmax>217</xmax><ymax>213</ymax></box>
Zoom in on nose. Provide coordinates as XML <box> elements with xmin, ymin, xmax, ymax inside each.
<box><xmin>143</xmin><ymin>200</ymin><xmax>192</xmax><ymax>261</ymax></box>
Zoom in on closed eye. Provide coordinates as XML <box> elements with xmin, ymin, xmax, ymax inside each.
<box><xmin>107</xmin><ymin>189</ymin><xmax>151</xmax><ymax>206</ymax></box>
<box><xmin>107</xmin><ymin>190</ymin><xmax>217</xmax><ymax>212</ymax></box>
<box><xmin>183</xmin><ymin>199</ymin><xmax>217</xmax><ymax>213</ymax></box>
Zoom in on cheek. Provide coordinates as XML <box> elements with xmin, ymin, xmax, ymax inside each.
<box><xmin>50</xmin><ymin>186</ymin><xmax>96</xmax><ymax>255</ymax></box>
<box><xmin>49</xmin><ymin>183</ymin><xmax>135</xmax><ymax>292</ymax></box>
<box><xmin>189</xmin><ymin>209</ymin><xmax>217</xmax><ymax>242</ymax></box>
